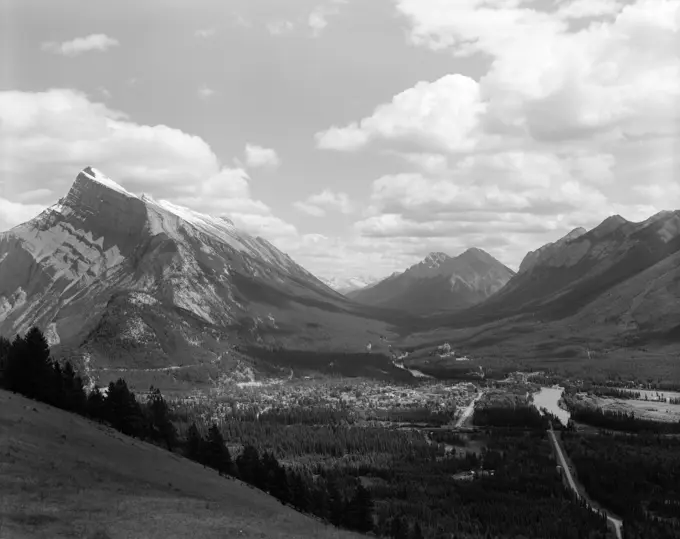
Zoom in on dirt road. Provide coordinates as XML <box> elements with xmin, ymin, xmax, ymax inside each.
<box><xmin>455</xmin><ymin>390</ymin><xmax>485</xmax><ymax>428</ymax></box>
<box><xmin>548</xmin><ymin>429</ymin><xmax>623</xmax><ymax>539</ymax></box>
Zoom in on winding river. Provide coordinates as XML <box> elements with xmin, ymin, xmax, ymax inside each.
<box><xmin>532</xmin><ymin>386</ymin><xmax>571</xmax><ymax>427</ymax></box>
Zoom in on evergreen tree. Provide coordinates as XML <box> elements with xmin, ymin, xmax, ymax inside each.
<box><xmin>391</xmin><ymin>517</ymin><xmax>409</xmax><ymax>539</ymax></box>
<box><xmin>146</xmin><ymin>387</ymin><xmax>177</xmax><ymax>450</ymax></box>
<box><xmin>6</xmin><ymin>329</ymin><xmax>54</xmax><ymax>399</ymax></box>
<box><xmin>86</xmin><ymin>385</ymin><xmax>106</xmax><ymax>421</ymax></box>
<box><xmin>62</xmin><ymin>361</ymin><xmax>86</xmax><ymax>413</ymax></box>
<box><xmin>103</xmin><ymin>379</ymin><xmax>145</xmax><ymax>437</ymax></box>
<box><xmin>185</xmin><ymin>423</ymin><xmax>204</xmax><ymax>463</ymax></box>
<box><xmin>289</xmin><ymin>471</ymin><xmax>311</xmax><ymax>512</ymax></box>
<box><xmin>0</xmin><ymin>335</ymin><xmax>11</xmax><ymax>386</ymax></box>
<box><xmin>327</xmin><ymin>478</ymin><xmax>345</xmax><ymax>527</ymax></box>
<box><xmin>205</xmin><ymin>423</ymin><xmax>232</xmax><ymax>476</ymax></box>
<box><xmin>345</xmin><ymin>484</ymin><xmax>374</xmax><ymax>532</ymax></box>
<box><xmin>236</xmin><ymin>444</ymin><xmax>263</xmax><ymax>487</ymax></box>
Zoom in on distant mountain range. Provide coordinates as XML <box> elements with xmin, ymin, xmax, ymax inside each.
<box><xmin>0</xmin><ymin>167</ymin><xmax>392</xmax><ymax>389</ymax></box>
<box><xmin>2</xmin><ymin>166</ymin><xmax>679</xmax><ymax>386</ymax></box>
<box><xmin>321</xmin><ymin>275</ymin><xmax>380</xmax><ymax>295</ymax></box>
<box><xmin>412</xmin><ymin>210</ymin><xmax>680</xmax><ymax>353</ymax></box>
<box><xmin>347</xmin><ymin>248</ymin><xmax>515</xmax><ymax>314</ymax></box>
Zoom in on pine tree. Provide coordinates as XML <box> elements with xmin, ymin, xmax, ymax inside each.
<box><xmin>86</xmin><ymin>385</ymin><xmax>106</xmax><ymax>421</ymax></box>
<box><xmin>327</xmin><ymin>478</ymin><xmax>345</xmax><ymax>527</ymax></box>
<box><xmin>205</xmin><ymin>423</ymin><xmax>232</xmax><ymax>476</ymax></box>
<box><xmin>6</xmin><ymin>328</ymin><xmax>53</xmax><ymax>399</ymax></box>
<box><xmin>289</xmin><ymin>471</ymin><xmax>311</xmax><ymax>512</ymax></box>
<box><xmin>0</xmin><ymin>335</ymin><xmax>11</xmax><ymax>386</ymax></box>
<box><xmin>345</xmin><ymin>484</ymin><xmax>374</xmax><ymax>532</ymax></box>
<box><xmin>61</xmin><ymin>361</ymin><xmax>86</xmax><ymax>413</ymax></box>
<box><xmin>146</xmin><ymin>387</ymin><xmax>177</xmax><ymax>450</ymax></box>
<box><xmin>236</xmin><ymin>444</ymin><xmax>262</xmax><ymax>487</ymax></box>
<box><xmin>185</xmin><ymin>423</ymin><xmax>204</xmax><ymax>463</ymax></box>
<box><xmin>104</xmin><ymin>379</ymin><xmax>145</xmax><ymax>437</ymax></box>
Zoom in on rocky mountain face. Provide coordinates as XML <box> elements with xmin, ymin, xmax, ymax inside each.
<box><xmin>518</xmin><ymin>227</ymin><xmax>587</xmax><ymax>274</ymax></box>
<box><xmin>0</xmin><ymin>167</ymin><xmax>392</xmax><ymax>389</ymax></box>
<box><xmin>321</xmin><ymin>275</ymin><xmax>380</xmax><ymax>296</ymax></box>
<box><xmin>349</xmin><ymin>248</ymin><xmax>515</xmax><ymax>313</ymax></box>
<box><xmin>463</xmin><ymin>211</ymin><xmax>680</xmax><ymax>336</ymax></box>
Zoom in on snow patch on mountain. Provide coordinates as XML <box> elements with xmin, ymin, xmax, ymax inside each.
<box><xmin>0</xmin><ymin>288</ymin><xmax>27</xmax><ymax>323</ymax></box>
<box><xmin>81</xmin><ymin>166</ymin><xmax>137</xmax><ymax>198</ymax></box>
<box><xmin>45</xmin><ymin>322</ymin><xmax>60</xmax><ymax>346</ymax></box>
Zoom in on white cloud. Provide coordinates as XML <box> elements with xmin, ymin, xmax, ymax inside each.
<box><xmin>198</xmin><ymin>85</ymin><xmax>215</xmax><ymax>99</ymax></box>
<box><xmin>41</xmin><ymin>34</ymin><xmax>120</xmax><ymax>57</ymax></box>
<box><xmin>308</xmin><ymin>0</ymin><xmax>348</xmax><ymax>37</ymax></box>
<box><xmin>294</xmin><ymin>190</ymin><xmax>354</xmax><ymax>217</ymax></box>
<box><xmin>267</xmin><ymin>20</ymin><xmax>295</xmax><ymax>35</ymax></box>
<box><xmin>244</xmin><ymin>144</ymin><xmax>281</xmax><ymax>168</ymax></box>
<box><xmin>556</xmin><ymin>0</ymin><xmax>625</xmax><ymax>19</ymax></box>
<box><xmin>195</xmin><ymin>28</ymin><xmax>216</xmax><ymax>38</ymax></box>
<box><xmin>0</xmin><ymin>198</ymin><xmax>48</xmax><ymax>231</ymax></box>
<box><xmin>0</xmin><ymin>89</ymin><xmax>295</xmax><ymax>241</ymax></box>
<box><xmin>397</xmin><ymin>152</ymin><xmax>449</xmax><ymax>174</ymax></box>
<box><xmin>307</xmin><ymin>0</ymin><xmax>680</xmax><ymax>271</ymax></box>
<box><xmin>316</xmin><ymin>75</ymin><xmax>488</xmax><ymax>152</ymax></box>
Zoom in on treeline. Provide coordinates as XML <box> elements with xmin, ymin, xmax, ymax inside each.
<box><xmin>246</xmin><ymin>346</ymin><xmax>414</xmax><ymax>382</ymax></box>
<box><xmin>185</xmin><ymin>424</ymin><xmax>374</xmax><ymax>533</ymax></box>
<box><xmin>0</xmin><ymin>329</ymin><xmax>618</xmax><ymax>538</ymax></box>
<box><xmin>0</xmin><ymin>328</ymin><xmax>374</xmax><ymax>536</ymax></box>
<box><xmin>562</xmin><ymin>431</ymin><xmax>680</xmax><ymax>539</ymax></box>
<box><xmin>472</xmin><ymin>404</ymin><xmax>553</xmax><ymax>430</ymax></box>
<box><xmin>362</xmin><ymin>407</ymin><xmax>455</xmax><ymax>426</ymax></box>
<box><xmin>591</xmin><ymin>387</ymin><xmax>641</xmax><ymax>399</ymax></box>
<box><xmin>570</xmin><ymin>407</ymin><xmax>680</xmax><ymax>434</ymax></box>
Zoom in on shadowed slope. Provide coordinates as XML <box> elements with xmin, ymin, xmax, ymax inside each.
<box><xmin>0</xmin><ymin>389</ymin><xmax>362</xmax><ymax>539</ymax></box>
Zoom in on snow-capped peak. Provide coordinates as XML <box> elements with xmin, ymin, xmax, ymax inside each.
<box><xmin>79</xmin><ymin>166</ymin><xmax>138</xmax><ymax>198</ymax></box>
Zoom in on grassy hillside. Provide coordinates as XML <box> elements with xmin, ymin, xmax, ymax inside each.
<box><xmin>0</xmin><ymin>390</ymin><xmax>362</xmax><ymax>539</ymax></box>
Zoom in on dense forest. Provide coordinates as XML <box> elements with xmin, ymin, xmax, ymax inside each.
<box><xmin>472</xmin><ymin>403</ymin><xmax>565</xmax><ymax>430</ymax></box>
<box><xmin>568</xmin><ymin>407</ymin><xmax>680</xmax><ymax>434</ymax></box>
<box><xmin>562</xmin><ymin>431</ymin><xmax>680</xmax><ymax>539</ymax></box>
<box><xmin>2</xmin><ymin>328</ymin><xmax>615</xmax><ymax>538</ymax></box>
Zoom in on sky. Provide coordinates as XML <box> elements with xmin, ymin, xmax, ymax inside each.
<box><xmin>0</xmin><ymin>0</ymin><xmax>678</xmax><ymax>281</ymax></box>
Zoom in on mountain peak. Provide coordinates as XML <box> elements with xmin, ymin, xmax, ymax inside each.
<box><xmin>77</xmin><ymin>167</ymin><xmax>137</xmax><ymax>198</ymax></box>
<box><xmin>423</xmin><ymin>252</ymin><xmax>450</xmax><ymax>266</ymax></box>
<box><xmin>459</xmin><ymin>247</ymin><xmax>492</xmax><ymax>260</ymax></box>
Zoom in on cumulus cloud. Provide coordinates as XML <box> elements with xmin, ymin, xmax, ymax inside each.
<box><xmin>316</xmin><ymin>75</ymin><xmax>488</xmax><ymax>152</ymax></box>
<box><xmin>0</xmin><ymin>198</ymin><xmax>48</xmax><ymax>232</ymax></box>
<box><xmin>41</xmin><ymin>34</ymin><xmax>120</xmax><ymax>56</ymax></box>
<box><xmin>0</xmin><ymin>89</ymin><xmax>295</xmax><ymax>241</ymax></box>
<box><xmin>308</xmin><ymin>0</ymin><xmax>680</xmax><ymax>271</ymax></box>
<box><xmin>197</xmin><ymin>85</ymin><xmax>215</xmax><ymax>99</ymax></box>
<box><xmin>556</xmin><ymin>0</ymin><xmax>625</xmax><ymax>19</ymax></box>
<box><xmin>267</xmin><ymin>20</ymin><xmax>295</xmax><ymax>35</ymax></box>
<box><xmin>294</xmin><ymin>190</ymin><xmax>354</xmax><ymax>217</ymax></box>
<box><xmin>308</xmin><ymin>0</ymin><xmax>348</xmax><ymax>37</ymax></box>
<box><xmin>244</xmin><ymin>144</ymin><xmax>281</xmax><ymax>168</ymax></box>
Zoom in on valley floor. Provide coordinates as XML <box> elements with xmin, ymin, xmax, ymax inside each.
<box><xmin>0</xmin><ymin>390</ymin><xmax>362</xmax><ymax>539</ymax></box>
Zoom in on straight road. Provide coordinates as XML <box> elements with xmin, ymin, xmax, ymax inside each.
<box><xmin>548</xmin><ymin>428</ymin><xmax>623</xmax><ymax>539</ymax></box>
<box><xmin>455</xmin><ymin>390</ymin><xmax>484</xmax><ymax>428</ymax></box>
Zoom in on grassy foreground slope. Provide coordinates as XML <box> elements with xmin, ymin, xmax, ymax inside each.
<box><xmin>0</xmin><ymin>390</ymin><xmax>361</xmax><ymax>539</ymax></box>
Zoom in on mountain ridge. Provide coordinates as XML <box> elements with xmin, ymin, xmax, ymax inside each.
<box><xmin>0</xmin><ymin>167</ymin><xmax>393</xmax><ymax>390</ymax></box>
<box><xmin>349</xmin><ymin>248</ymin><xmax>515</xmax><ymax>313</ymax></box>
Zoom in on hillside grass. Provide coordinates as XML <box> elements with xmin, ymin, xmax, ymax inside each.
<box><xmin>0</xmin><ymin>390</ymin><xmax>362</xmax><ymax>539</ymax></box>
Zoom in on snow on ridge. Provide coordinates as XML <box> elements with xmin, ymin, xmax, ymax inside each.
<box><xmin>81</xmin><ymin>167</ymin><xmax>138</xmax><ymax>198</ymax></box>
<box><xmin>142</xmin><ymin>195</ymin><xmax>296</xmax><ymax>272</ymax></box>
